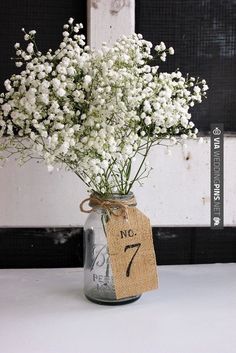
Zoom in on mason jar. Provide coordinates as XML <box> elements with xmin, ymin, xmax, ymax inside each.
<box><xmin>83</xmin><ymin>193</ymin><xmax>141</xmax><ymax>305</ymax></box>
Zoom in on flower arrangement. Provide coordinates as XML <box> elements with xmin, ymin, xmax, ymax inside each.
<box><xmin>0</xmin><ymin>18</ymin><xmax>208</xmax><ymax>197</ymax></box>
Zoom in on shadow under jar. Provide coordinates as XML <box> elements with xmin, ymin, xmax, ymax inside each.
<box><xmin>83</xmin><ymin>193</ymin><xmax>141</xmax><ymax>305</ymax></box>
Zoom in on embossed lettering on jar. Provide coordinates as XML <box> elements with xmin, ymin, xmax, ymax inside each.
<box><xmin>83</xmin><ymin>193</ymin><xmax>141</xmax><ymax>305</ymax></box>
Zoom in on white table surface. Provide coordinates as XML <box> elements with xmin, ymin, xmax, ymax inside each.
<box><xmin>0</xmin><ymin>264</ymin><xmax>236</xmax><ymax>353</ymax></box>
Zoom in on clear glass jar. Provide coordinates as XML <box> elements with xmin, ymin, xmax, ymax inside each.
<box><xmin>83</xmin><ymin>193</ymin><xmax>141</xmax><ymax>305</ymax></box>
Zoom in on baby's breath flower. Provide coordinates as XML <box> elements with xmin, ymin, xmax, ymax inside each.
<box><xmin>68</xmin><ymin>17</ymin><xmax>74</xmax><ymax>25</ymax></box>
<box><xmin>15</xmin><ymin>61</ymin><xmax>22</xmax><ymax>68</ymax></box>
<box><xmin>160</xmin><ymin>52</ymin><xmax>167</xmax><ymax>62</ymax></box>
<box><xmin>0</xmin><ymin>19</ymin><xmax>207</xmax><ymax>196</ymax></box>
<box><xmin>24</xmin><ymin>34</ymin><xmax>30</xmax><ymax>41</ymax></box>
<box><xmin>26</xmin><ymin>43</ymin><xmax>34</xmax><ymax>54</ymax></box>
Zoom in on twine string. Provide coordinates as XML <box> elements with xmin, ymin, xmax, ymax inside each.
<box><xmin>80</xmin><ymin>194</ymin><xmax>136</xmax><ymax>219</ymax></box>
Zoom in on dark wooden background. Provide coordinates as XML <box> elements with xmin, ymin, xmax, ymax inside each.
<box><xmin>0</xmin><ymin>228</ymin><xmax>235</xmax><ymax>268</ymax></box>
<box><xmin>0</xmin><ymin>0</ymin><xmax>86</xmax><ymax>91</ymax></box>
<box><xmin>0</xmin><ymin>0</ymin><xmax>235</xmax><ymax>268</ymax></box>
<box><xmin>136</xmin><ymin>0</ymin><xmax>236</xmax><ymax>132</ymax></box>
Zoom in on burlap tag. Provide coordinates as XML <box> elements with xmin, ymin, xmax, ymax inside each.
<box><xmin>105</xmin><ymin>207</ymin><xmax>158</xmax><ymax>299</ymax></box>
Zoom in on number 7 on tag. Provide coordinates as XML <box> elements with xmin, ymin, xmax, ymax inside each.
<box><xmin>106</xmin><ymin>207</ymin><xmax>158</xmax><ymax>299</ymax></box>
<box><xmin>124</xmin><ymin>243</ymin><xmax>141</xmax><ymax>277</ymax></box>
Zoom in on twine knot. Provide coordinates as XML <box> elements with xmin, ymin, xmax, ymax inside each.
<box><xmin>80</xmin><ymin>194</ymin><xmax>136</xmax><ymax>220</ymax></box>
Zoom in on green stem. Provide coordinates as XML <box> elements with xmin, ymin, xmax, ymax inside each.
<box><xmin>126</xmin><ymin>141</ymin><xmax>153</xmax><ymax>194</ymax></box>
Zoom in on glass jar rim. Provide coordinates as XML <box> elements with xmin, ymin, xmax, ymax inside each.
<box><xmin>89</xmin><ymin>192</ymin><xmax>136</xmax><ymax>210</ymax></box>
<box><xmin>92</xmin><ymin>192</ymin><xmax>134</xmax><ymax>200</ymax></box>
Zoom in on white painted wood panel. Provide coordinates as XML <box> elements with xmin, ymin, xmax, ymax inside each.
<box><xmin>87</xmin><ymin>0</ymin><xmax>135</xmax><ymax>48</ymax></box>
<box><xmin>0</xmin><ymin>0</ymin><xmax>235</xmax><ymax>227</ymax></box>
<box><xmin>0</xmin><ymin>138</ymin><xmax>235</xmax><ymax>226</ymax></box>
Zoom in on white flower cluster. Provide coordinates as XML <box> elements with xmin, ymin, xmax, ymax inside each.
<box><xmin>0</xmin><ymin>19</ymin><xmax>208</xmax><ymax>196</ymax></box>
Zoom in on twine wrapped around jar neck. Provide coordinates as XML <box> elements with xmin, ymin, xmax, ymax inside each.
<box><xmin>80</xmin><ymin>193</ymin><xmax>137</xmax><ymax>219</ymax></box>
